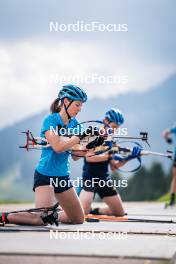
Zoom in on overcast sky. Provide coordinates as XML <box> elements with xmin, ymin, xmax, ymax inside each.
<box><xmin>0</xmin><ymin>0</ymin><xmax>176</xmax><ymax>129</ymax></box>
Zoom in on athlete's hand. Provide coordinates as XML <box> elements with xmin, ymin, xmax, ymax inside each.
<box><xmin>126</xmin><ymin>146</ymin><xmax>142</xmax><ymax>160</ymax></box>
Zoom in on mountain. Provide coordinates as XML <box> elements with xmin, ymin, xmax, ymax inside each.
<box><xmin>0</xmin><ymin>74</ymin><xmax>176</xmax><ymax>201</ymax></box>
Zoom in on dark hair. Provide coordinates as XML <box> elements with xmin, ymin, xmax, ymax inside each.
<box><xmin>50</xmin><ymin>98</ymin><xmax>62</xmax><ymax>113</ymax></box>
<box><xmin>50</xmin><ymin>97</ymin><xmax>73</xmax><ymax>113</ymax></box>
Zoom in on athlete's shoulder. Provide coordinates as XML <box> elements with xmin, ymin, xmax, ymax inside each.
<box><xmin>41</xmin><ymin>113</ymin><xmax>62</xmax><ymax>134</ymax></box>
<box><xmin>43</xmin><ymin>113</ymin><xmax>58</xmax><ymax>121</ymax></box>
<box><xmin>43</xmin><ymin>113</ymin><xmax>62</xmax><ymax>124</ymax></box>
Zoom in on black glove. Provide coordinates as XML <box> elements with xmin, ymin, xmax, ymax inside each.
<box><xmin>86</xmin><ymin>136</ymin><xmax>104</xmax><ymax>149</ymax></box>
<box><xmin>166</xmin><ymin>137</ymin><xmax>172</xmax><ymax>144</ymax></box>
<box><xmin>78</xmin><ymin>126</ymin><xmax>100</xmax><ymax>140</ymax></box>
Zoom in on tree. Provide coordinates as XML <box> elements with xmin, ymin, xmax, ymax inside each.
<box><xmin>115</xmin><ymin>162</ymin><xmax>170</xmax><ymax>201</ymax></box>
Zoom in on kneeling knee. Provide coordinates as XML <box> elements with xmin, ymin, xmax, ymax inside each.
<box><xmin>113</xmin><ymin>210</ymin><xmax>125</xmax><ymax>217</ymax></box>
<box><xmin>71</xmin><ymin>215</ymin><xmax>84</xmax><ymax>224</ymax></box>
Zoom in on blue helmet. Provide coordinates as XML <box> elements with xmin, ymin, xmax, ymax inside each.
<box><xmin>105</xmin><ymin>108</ymin><xmax>124</xmax><ymax>125</ymax></box>
<box><xmin>58</xmin><ymin>84</ymin><xmax>87</xmax><ymax>102</ymax></box>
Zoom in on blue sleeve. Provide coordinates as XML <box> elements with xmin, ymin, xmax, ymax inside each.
<box><xmin>170</xmin><ymin>126</ymin><xmax>176</xmax><ymax>135</ymax></box>
<box><xmin>41</xmin><ymin>114</ymin><xmax>61</xmax><ymax>136</ymax></box>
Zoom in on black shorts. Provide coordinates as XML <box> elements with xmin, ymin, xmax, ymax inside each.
<box><xmin>33</xmin><ymin>170</ymin><xmax>73</xmax><ymax>193</ymax></box>
<box><xmin>82</xmin><ymin>176</ymin><xmax>118</xmax><ymax>199</ymax></box>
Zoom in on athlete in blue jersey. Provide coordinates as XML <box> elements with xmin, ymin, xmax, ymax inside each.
<box><xmin>1</xmin><ymin>85</ymin><xmax>90</xmax><ymax>225</ymax></box>
<box><xmin>79</xmin><ymin>108</ymin><xmax>141</xmax><ymax>216</ymax></box>
<box><xmin>163</xmin><ymin>122</ymin><xmax>176</xmax><ymax>206</ymax></box>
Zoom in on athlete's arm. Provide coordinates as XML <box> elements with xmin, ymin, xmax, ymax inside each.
<box><xmin>85</xmin><ymin>153</ymin><xmax>109</xmax><ymax>163</ymax></box>
<box><xmin>45</xmin><ymin>130</ymin><xmax>80</xmax><ymax>153</ymax></box>
<box><xmin>71</xmin><ymin>150</ymin><xmax>87</xmax><ymax>160</ymax></box>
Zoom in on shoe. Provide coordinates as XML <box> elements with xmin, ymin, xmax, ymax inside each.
<box><xmin>0</xmin><ymin>212</ymin><xmax>9</xmax><ymax>225</ymax></box>
<box><xmin>89</xmin><ymin>207</ymin><xmax>101</xmax><ymax>215</ymax></box>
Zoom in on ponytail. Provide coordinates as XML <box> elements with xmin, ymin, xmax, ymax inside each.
<box><xmin>50</xmin><ymin>98</ymin><xmax>62</xmax><ymax>113</ymax></box>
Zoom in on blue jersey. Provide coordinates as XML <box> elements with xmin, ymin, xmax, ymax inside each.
<box><xmin>36</xmin><ymin>113</ymin><xmax>79</xmax><ymax>177</ymax></box>
<box><xmin>82</xmin><ymin>159</ymin><xmax>110</xmax><ymax>180</ymax></box>
<box><xmin>170</xmin><ymin>123</ymin><xmax>176</xmax><ymax>147</ymax></box>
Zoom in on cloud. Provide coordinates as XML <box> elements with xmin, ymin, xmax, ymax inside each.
<box><xmin>0</xmin><ymin>39</ymin><xmax>175</xmax><ymax>129</ymax></box>
<box><xmin>0</xmin><ymin>0</ymin><xmax>176</xmax><ymax>128</ymax></box>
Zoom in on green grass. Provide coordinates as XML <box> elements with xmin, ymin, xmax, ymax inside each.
<box><xmin>157</xmin><ymin>192</ymin><xmax>170</xmax><ymax>202</ymax></box>
<box><xmin>0</xmin><ymin>200</ymin><xmax>33</xmax><ymax>204</ymax></box>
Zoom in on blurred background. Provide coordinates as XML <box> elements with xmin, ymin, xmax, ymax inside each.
<box><xmin>0</xmin><ymin>0</ymin><xmax>175</xmax><ymax>202</ymax></box>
